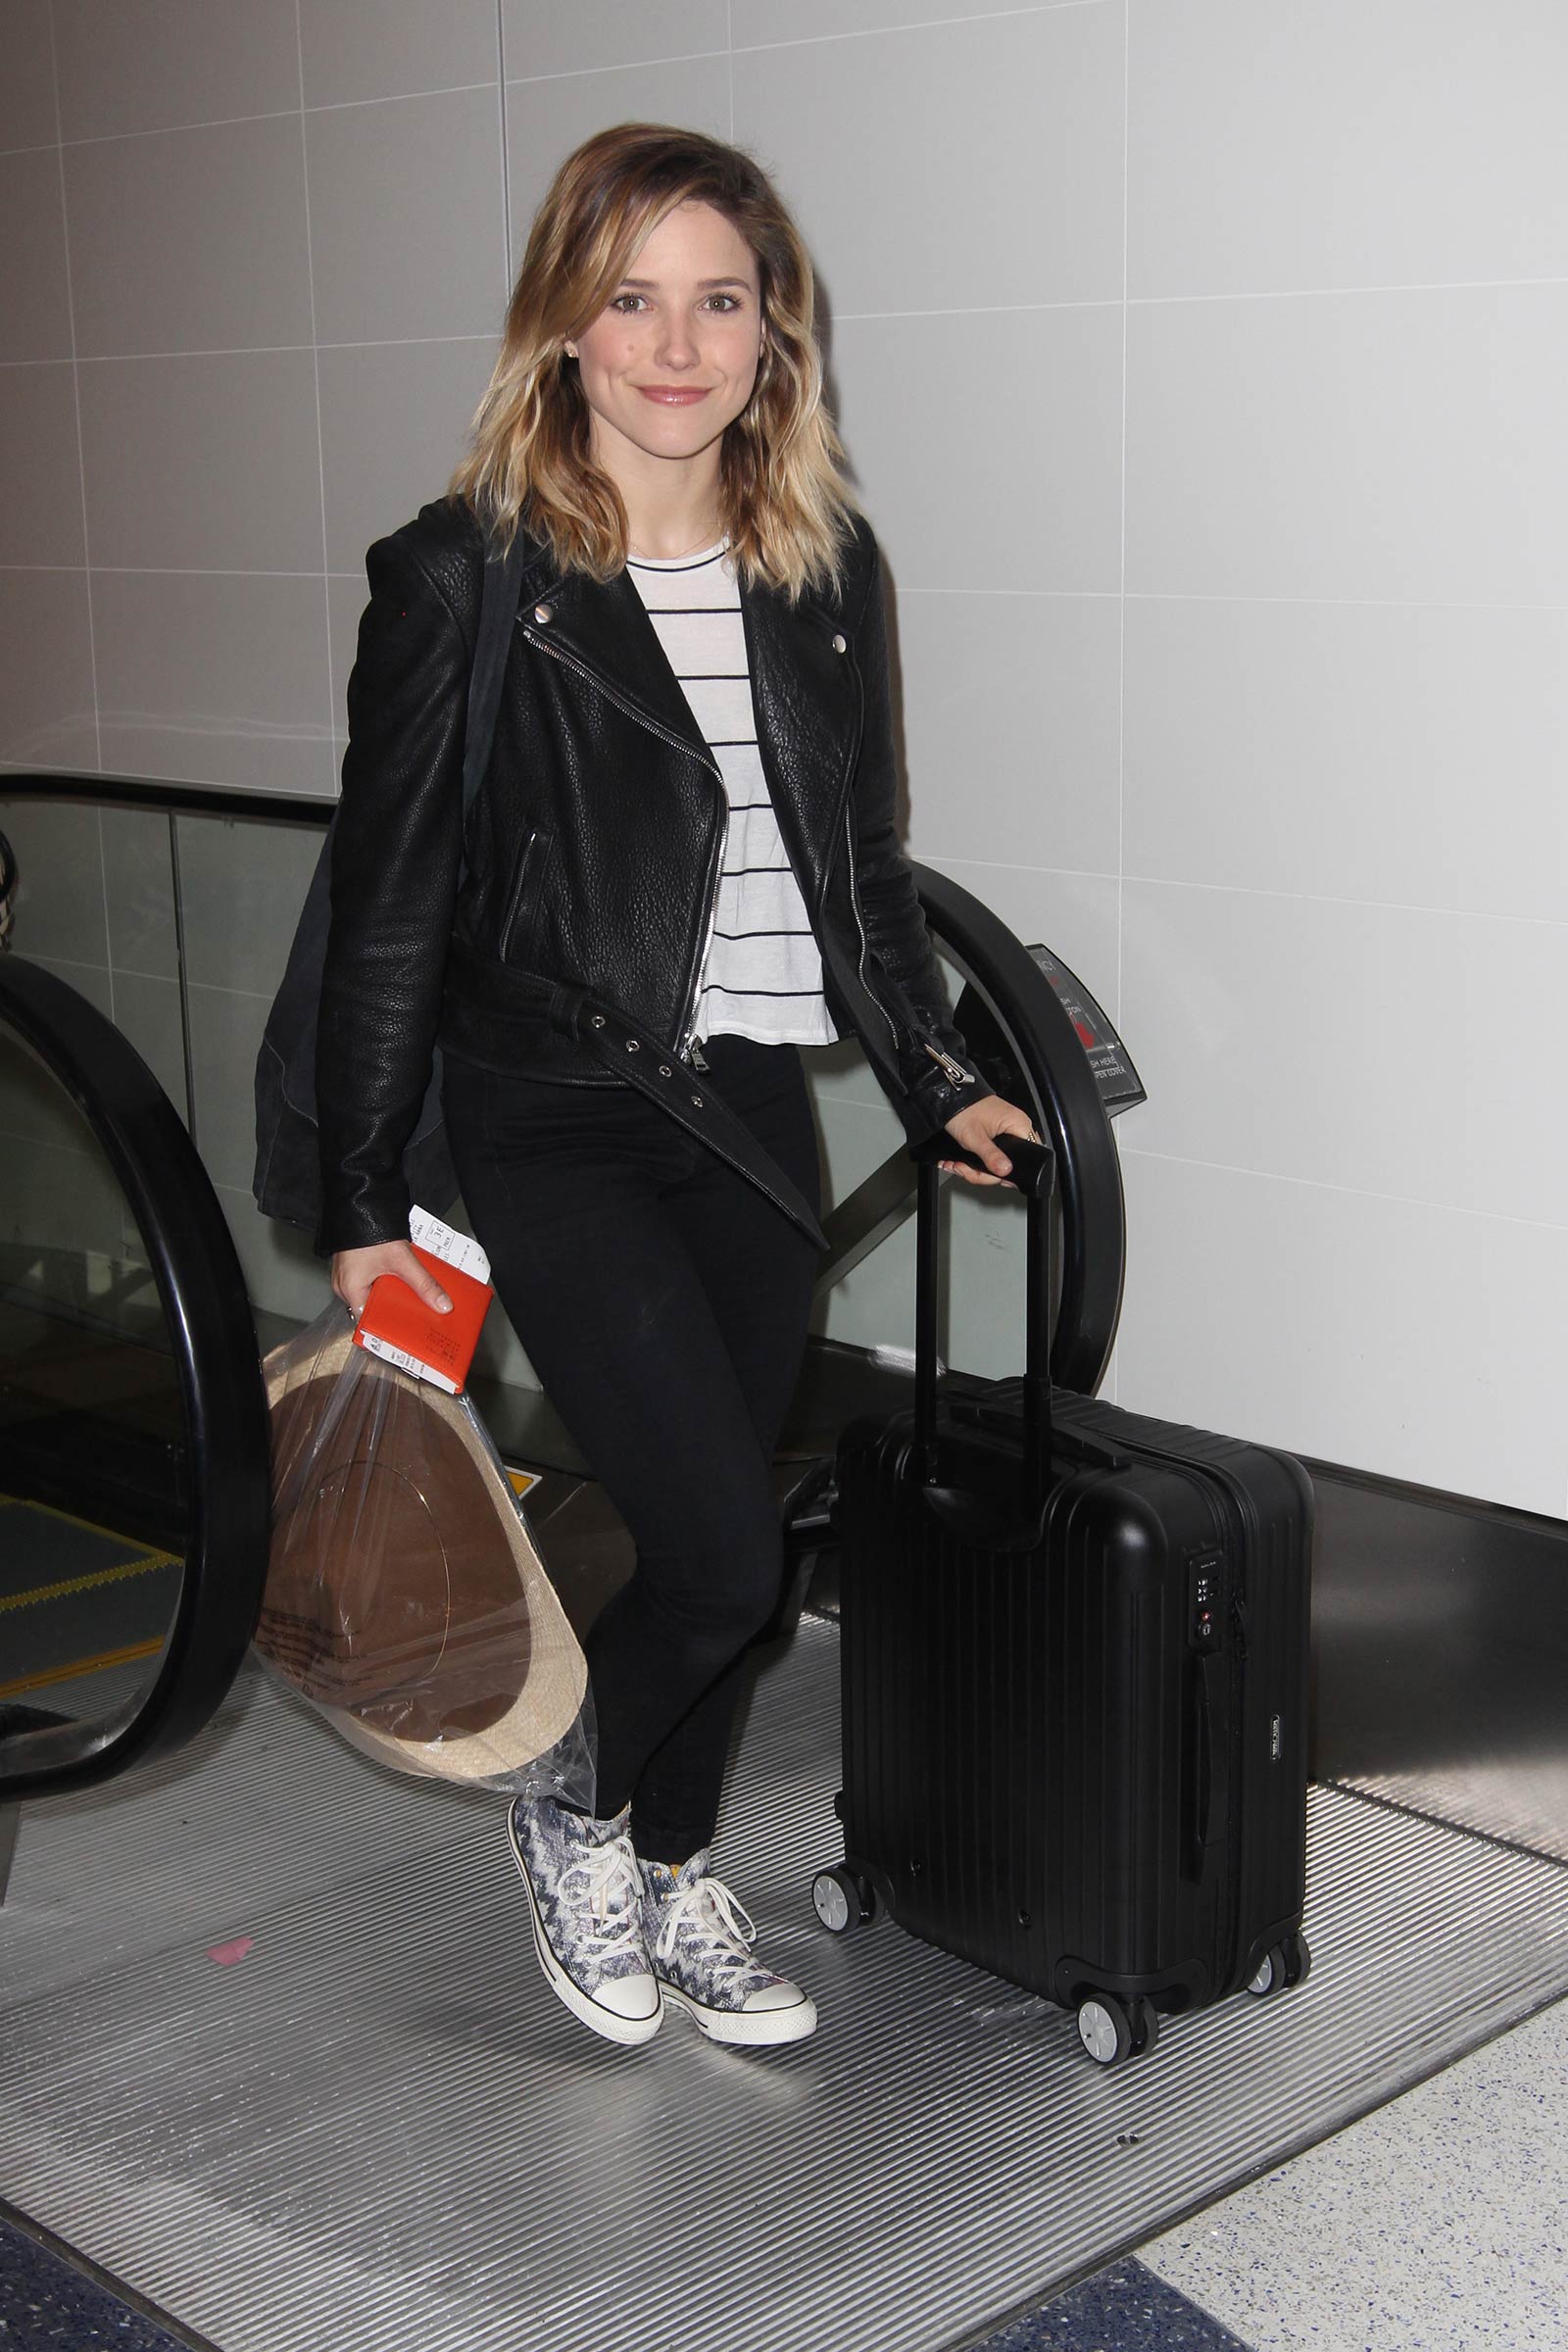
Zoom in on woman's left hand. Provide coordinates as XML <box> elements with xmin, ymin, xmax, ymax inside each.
<box><xmin>938</xmin><ymin>1095</ymin><xmax>1042</xmax><ymax>1187</ymax></box>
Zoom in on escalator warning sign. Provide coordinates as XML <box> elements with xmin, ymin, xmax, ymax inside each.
<box><xmin>1027</xmin><ymin>947</ymin><xmax>1148</xmax><ymax>1116</ymax></box>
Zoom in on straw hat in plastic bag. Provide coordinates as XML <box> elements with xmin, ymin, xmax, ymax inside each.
<box><xmin>259</xmin><ymin>1304</ymin><xmax>591</xmax><ymax>1794</ymax></box>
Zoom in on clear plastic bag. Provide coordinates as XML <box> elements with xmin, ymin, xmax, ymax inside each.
<box><xmin>258</xmin><ymin>1300</ymin><xmax>595</xmax><ymax>1804</ymax></box>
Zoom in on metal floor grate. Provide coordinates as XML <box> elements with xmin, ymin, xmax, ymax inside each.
<box><xmin>3</xmin><ymin>1619</ymin><xmax>1567</xmax><ymax>2352</ymax></box>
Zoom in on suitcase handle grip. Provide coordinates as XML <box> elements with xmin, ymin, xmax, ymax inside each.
<box><xmin>1188</xmin><ymin>1648</ymin><xmax>1231</xmax><ymax>1869</ymax></box>
<box><xmin>910</xmin><ymin>1135</ymin><xmax>1056</xmax><ymax>1513</ymax></box>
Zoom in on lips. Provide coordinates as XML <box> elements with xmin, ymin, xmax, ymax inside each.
<box><xmin>636</xmin><ymin>385</ymin><xmax>711</xmax><ymax>406</ymax></box>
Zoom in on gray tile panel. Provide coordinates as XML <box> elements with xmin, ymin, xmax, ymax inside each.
<box><xmin>0</xmin><ymin>572</ymin><xmax>99</xmax><ymax>771</ymax></box>
<box><xmin>733</xmin><ymin>6</ymin><xmax>1124</xmax><ymax>317</ymax></box>
<box><xmin>51</xmin><ymin>0</ymin><xmax>302</xmax><ymax>144</ymax></box>
<box><xmin>77</xmin><ymin>352</ymin><xmax>326</xmax><ymax>575</ymax></box>
<box><xmin>0</xmin><ymin>0</ymin><xmax>58</xmax><ymax>153</ymax></box>
<box><xmin>63</xmin><ymin>116</ymin><xmax>313</xmax><ymax>360</ymax></box>
<box><xmin>0</xmin><ymin>148</ymin><xmax>74</xmax><ymax>363</ymax></box>
<box><xmin>301</xmin><ymin>0</ymin><xmax>501</xmax><ymax>109</ymax></box>
<box><xmin>0</xmin><ymin>363</ymin><xmax>87</xmax><ymax>566</ymax></box>
<box><xmin>304</xmin><ymin>86</ymin><xmax>508</xmax><ymax>347</ymax></box>
<box><xmin>503</xmin><ymin>0</ymin><xmax>727</xmax><ymax>78</ymax></box>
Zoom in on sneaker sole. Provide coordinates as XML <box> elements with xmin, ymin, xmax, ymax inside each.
<box><xmin>507</xmin><ymin>1820</ymin><xmax>662</xmax><ymax>2049</ymax></box>
<box><xmin>659</xmin><ymin>1981</ymin><xmax>817</xmax><ymax>2047</ymax></box>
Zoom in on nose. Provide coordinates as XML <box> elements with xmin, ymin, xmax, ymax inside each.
<box><xmin>654</xmin><ymin>313</ymin><xmax>700</xmax><ymax>371</ymax></box>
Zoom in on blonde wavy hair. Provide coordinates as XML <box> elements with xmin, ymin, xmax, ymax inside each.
<box><xmin>450</xmin><ymin>123</ymin><xmax>859</xmax><ymax>603</ymax></box>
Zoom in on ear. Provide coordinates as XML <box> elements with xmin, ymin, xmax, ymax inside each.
<box><xmin>564</xmin><ymin>341</ymin><xmax>577</xmax><ymax>360</ymax></box>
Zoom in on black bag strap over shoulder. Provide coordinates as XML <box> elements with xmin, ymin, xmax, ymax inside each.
<box><xmin>252</xmin><ymin>527</ymin><xmax>530</xmax><ymax>1236</ymax></box>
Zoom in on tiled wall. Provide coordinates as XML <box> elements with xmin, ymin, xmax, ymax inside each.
<box><xmin>2</xmin><ymin>1</ymin><xmax>1565</xmax><ymax>1513</ymax></box>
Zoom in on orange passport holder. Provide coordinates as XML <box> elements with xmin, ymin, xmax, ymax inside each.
<box><xmin>353</xmin><ymin>1242</ymin><xmax>494</xmax><ymax>1395</ymax></box>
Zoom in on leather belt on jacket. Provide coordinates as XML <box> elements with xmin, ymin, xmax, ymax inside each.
<box><xmin>440</xmin><ymin>942</ymin><xmax>829</xmax><ymax>1253</ymax></box>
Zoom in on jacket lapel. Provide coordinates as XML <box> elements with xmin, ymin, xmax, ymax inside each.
<box><xmin>520</xmin><ymin>557</ymin><xmax>718</xmax><ymax>775</ymax></box>
<box><xmin>518</xmin><ymin>538</ymin><xmax>862</xmax><ymax>866</ymax></box>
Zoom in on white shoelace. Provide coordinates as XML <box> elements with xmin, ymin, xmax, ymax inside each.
<box><xmin>653</xmin><ymin>1874</ymin><xmax>757</xmax><ymax>1968</ymax></box>
<box><xmin>568</xmin><ymin>1836</ymin><xmax>646</xmax><ymax>1960</ymax></box>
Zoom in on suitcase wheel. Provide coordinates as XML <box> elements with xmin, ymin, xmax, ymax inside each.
<box><xmin>1246</xmin><ymin>1932</ymin><xmax>1312</xmax><ymax>1999</ymax></box>
<box><xmin>1076</xmin><ymin>1994</ymin><xmax>1158</xmax><ymax>2067</ymax></box>
<box><xmin>811</xmin><ymin>1866</ymin><xmax>878</xmax><ymax>1935</ymax></box>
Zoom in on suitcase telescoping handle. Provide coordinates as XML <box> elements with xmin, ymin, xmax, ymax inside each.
<box><xmin>908</xmin><ymin>1130</ymin><xmax>1056</xmax><ymax>1529</ymax></box>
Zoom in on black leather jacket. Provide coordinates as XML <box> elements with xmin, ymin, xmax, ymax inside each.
<box><xmin>317</xmin><ymin>497</ymin><xmax>994</xmax><ymax>1254</ymax></box>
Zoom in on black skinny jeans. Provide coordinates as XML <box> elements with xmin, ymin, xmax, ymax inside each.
<box><xmin>442</xmin><ymin>1034</ymin><xmax>821</xmax><ymax>1864</ymax></box>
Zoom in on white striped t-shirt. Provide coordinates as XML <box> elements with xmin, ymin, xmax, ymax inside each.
<box><xmin>626</xmin><ymin>540</ymin><xmax>839</xmax><ymax>1049</ymax></box>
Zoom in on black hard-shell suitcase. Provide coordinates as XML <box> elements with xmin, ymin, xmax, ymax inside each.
<box><xmin>816</xmin><ymin>1135</ymin><xmax>1313</xmax><ymax>2066</ymax></box>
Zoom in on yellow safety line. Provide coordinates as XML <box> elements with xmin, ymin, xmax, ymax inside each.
<box><xmin>0</xmin><ymin>1636</ymin><xmax>166</xmax><ymax>1699</ymax></box>
<box><xmin>0</xmin><ymin>1549</ymin><xmax>181</xmax><ymax>1616</ymax></box>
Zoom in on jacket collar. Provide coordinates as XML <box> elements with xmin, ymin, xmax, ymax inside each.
<box><xmin>514</xmin><ymin>533</ymin><xmax>860</xmax><ymax>841</ymax></box>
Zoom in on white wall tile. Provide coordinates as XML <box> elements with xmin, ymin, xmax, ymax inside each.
<box><xmin>1124</xmin><ymin>596</ymin><xmax>1568</xmax><ymax>924</ymax></box>
<box><xmin>318</xmin><ymin>336</ymin><xmax>497</xmax><ymax>572</ymax></box>
<box><xmin>920</xmin><ymin>859</ymin><xmax>1123</xmax><ymax>1029</ymax></box>
<box><xmin>895</xmin><ymin>592</ymin><xmax>1120</xmax><ymax>877</ymax></box>
<box><xmin>503</xmin><ymin>0</ymin><xmax>727</xmax><ymax>77</ymax></box>
<box><xmin>52</xmin><ymin>0</ymin><xmax>301</xmax><ymax>143</ymax></box>
<box><xmin>1126</xmin><ymin>285</ymin><xmax>1568</xmax><ymax>609</ymax></box>
<box><xmin>301</xmin><ymin>0</ymin><xmax>499</xmax><ymax>108</ymax></box>
<box><xmin>78</xmin><ymin>351</ymin><xmax>325</xmax><ymax>573</ymax></box>
<box><xmin>306</xmin><ymin>86</ymin><xmax>507</xmax><ymax>346</ymax></box>
<box><xmin>833</xmin><ymin>307</ymin><xmax>1122</xmax><ymax>595</ymax></box>
<box><xmin>1129</xmin><ymin>0</ymin><xmax>1568</xmax><ymax>301</ymax></box>
<box><xmin>65</xmin><ymin>116</ymin><xmax>313</xmax><ymax>358</ymax></box>
<box><xmin>0</xmin><ymin>570</ymin><xmax>97</xmax><ymax>770</ymax></box>
<box><xmin>1120</xmin><ymin>878</ymin><xmax>1568</xmax><ymax>1230</ymax></box>
<box><xmin>0</xmin><ymin>0</ymin><xmax>58</xmax><ymax>152</ymax></box>
<box><xmin>1114</xmin><ymin>1149</ymin><xmax>1568</xmax><ymax>1517</ymax></box>
<box><xmin>92</xmin><ymin>571</ymin><xmax>333</xmax><ymax>794</ymax></box>
<box><xmin>504</xmin><ymin>57</ymin><xmax>732</xmax><ymax>243</ymax></box>
<box><xmin>733</xmin><ymin>6</ymin><xmax>1123</xmax><ymax>316</ymax></box>
<box><xmin>0</xmin><ymin>365</ymin><xmax>86</xmax><ymax>565</ymax></box>
<box><xmin>0</xmin><ymin>150</ymin><xmax>73</xmax><ymax>361</ymax></box>
<box><xmin>735</xmin><ymin>0</ymin><xmax>1105</xmax><ymax>40</ymax></box>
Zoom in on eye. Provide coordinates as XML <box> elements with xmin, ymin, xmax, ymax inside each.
<box><xmin>608</xmin><ymin>293</ymin><xmax>648</xmax><ymax>315</ymax></box>
<box><xmin>705</xmin><ymin>293</ymin><xmax>743</xmax><ymax>313</ymax></box>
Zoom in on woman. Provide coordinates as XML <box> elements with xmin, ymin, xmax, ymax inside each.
<box><xmin>318</xmin><ymin>123</ymin><xmax>1037</xmax><ymax>2052</ymax></box>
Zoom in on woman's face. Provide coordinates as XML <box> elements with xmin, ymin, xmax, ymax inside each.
<box><xmin>566</xmin><ymin>200</ymin><xmax>764</xmax><ymax>479</ymax></box>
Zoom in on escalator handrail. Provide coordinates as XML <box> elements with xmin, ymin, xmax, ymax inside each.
<box><xmin>0</xmin><ymin>956</ymin><xmax>272</xmax><ymax>1803</ymax></box>
<box><xmin>909</xmin><ymin>862</ymin><xmax>1127</xmax><ymax>1393</ymax></box>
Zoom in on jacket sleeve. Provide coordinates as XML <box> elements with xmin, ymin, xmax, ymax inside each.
<box><xmin>847</xmin><ymin>528</ymin><xmax>998</xmax><ymax>1136</ymax></box>
<box><xmin>315</xmin><ymin>532</ymin><xmax>471</xmax><ymax>1254</ymax></box>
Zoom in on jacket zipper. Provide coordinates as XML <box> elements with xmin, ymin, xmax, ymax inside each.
<box><xmin>924</xmin><ymin>1040</ymin><xmax>977</xmax><ymax>1088</ymax></box>
<box><xmin>681</xmin><ymin>805</ymin><xmax>728</xmax><ymax>1069</ymax></box>
<box><xmin>524</xmin><ymin>623</ymin><xmax>727</xmax><ymax>1067</ymax></box>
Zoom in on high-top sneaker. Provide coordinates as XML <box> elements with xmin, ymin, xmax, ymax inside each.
<box><xmin>640</xmin><ymin>1852</ymin><xmax>817</xmax><ymax>2046</ymax></box>
<box><xmin>508</xmin><ymin>1797</ymin><xmax>662</xmax><ymax>2046</ymax></box>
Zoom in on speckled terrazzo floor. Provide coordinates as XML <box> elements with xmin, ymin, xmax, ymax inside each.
<box><xmin>1139</xmin><ymin>1991</ymin><xmax>1568</xmax><ymax>2351</ymax></box>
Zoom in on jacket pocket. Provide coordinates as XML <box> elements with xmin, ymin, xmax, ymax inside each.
<box><xmin>497</xmin><ymin>827</ymin><xmax>552</xmax><ymax>963</ymax></box>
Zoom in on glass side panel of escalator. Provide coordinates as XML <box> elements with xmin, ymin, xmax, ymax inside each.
<box><xmin>0</xmin><ymin>1021</ymin><xmax>189</xmax><ymax>1739</ymax></box>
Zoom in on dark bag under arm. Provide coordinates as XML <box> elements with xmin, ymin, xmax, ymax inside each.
<box><xmin>251</xmin><ymin>529</ymin><xmax>528</xmax><ymax>1240</ymax></box>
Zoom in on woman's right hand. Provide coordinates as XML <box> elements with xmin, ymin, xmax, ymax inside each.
<box><xmin>330</xmin><ymin>1240</ymin><xmax>453</xmax><ymax>1320</ymax></box>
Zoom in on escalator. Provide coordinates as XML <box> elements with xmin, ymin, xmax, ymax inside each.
<box><xmin>2</xmin><ymin>792</ymin><xmax>1565</xmax><ymax>2352</ymax></box>
<box><xmin>0</xmin><ymin>949</ymin><xmax>270</xmax><ymax>1843</ymax></box>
